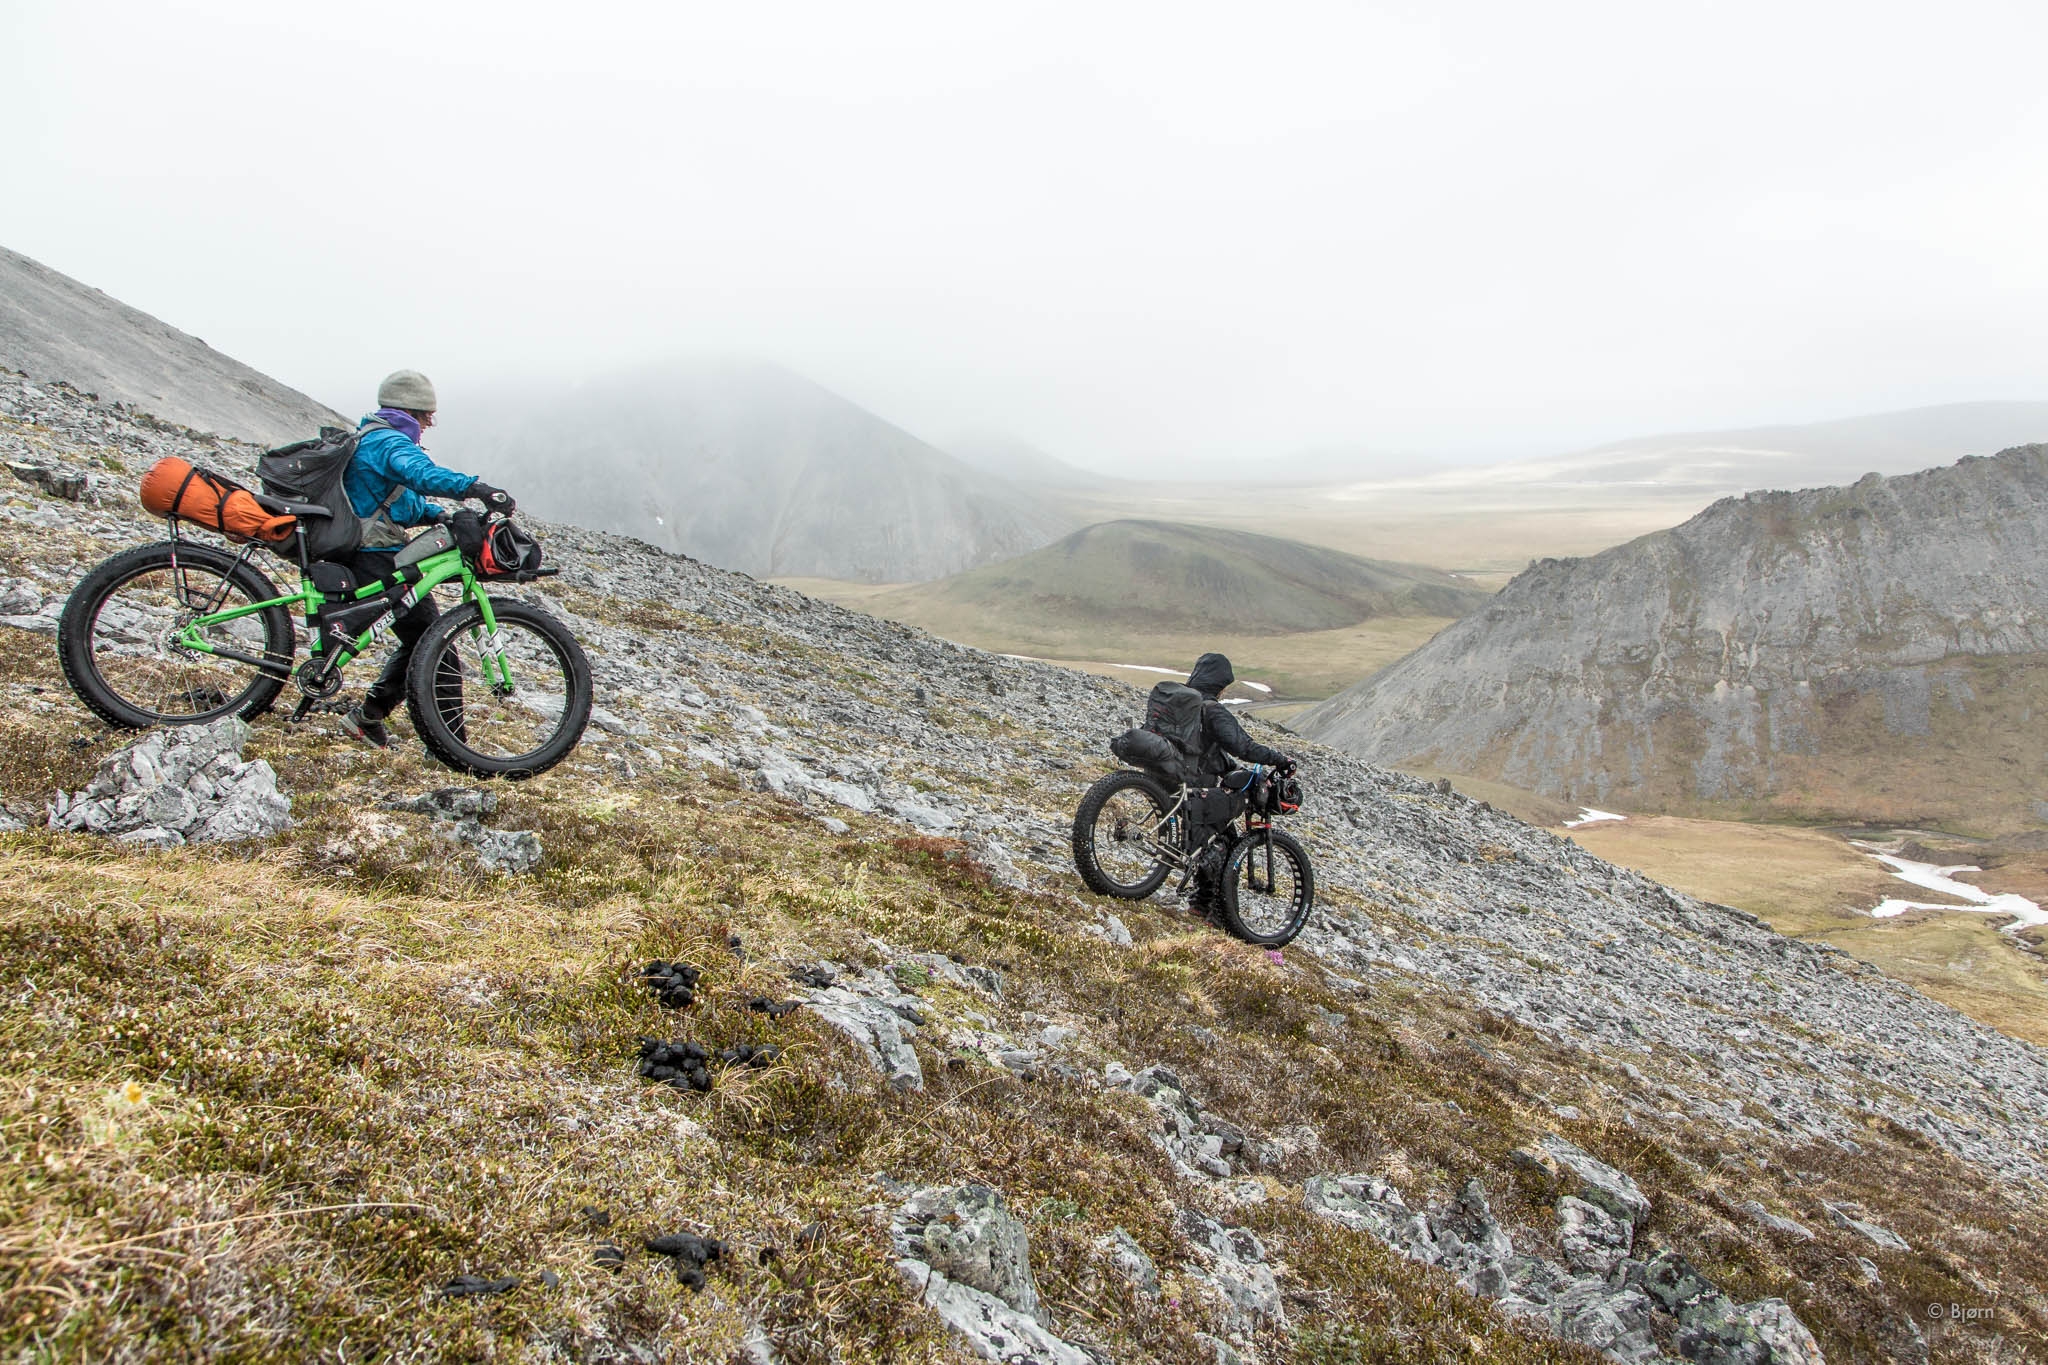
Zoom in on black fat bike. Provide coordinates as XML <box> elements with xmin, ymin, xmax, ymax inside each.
<box><xmin>1071</xmin><ymin>764</ymin><xmax>1315</xmax><ymax>947</ymax></box>
<box><xmin>57</xmin><ymin>500</ymin><xmax>592</xmax><ymax>780</ymax></box>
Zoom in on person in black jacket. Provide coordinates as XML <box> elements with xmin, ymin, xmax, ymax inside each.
<box><xmin>1183</xmin><ymin>652</ymin><xmax>1295</xmax><ymax>915</ymax></box>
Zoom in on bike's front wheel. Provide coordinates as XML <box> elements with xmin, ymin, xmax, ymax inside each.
<box><xmin>1072</xmin><ymin>769</ymin><xmax>1176</xmax><ymax>899</ymax></box>
<box><xmin>1219</xmin><ymin>827</ymin><xmax>1315</xmax><ymax>947</ymax></box>
<box><xmin>57</xmin><ymin>542</ymin><xmax>293</xmax><ymax>729</ymax></box>
<box><xmin>404</xmin><ymin>597</ymin><xmax>592</xmax><ymax>780</ymax></box>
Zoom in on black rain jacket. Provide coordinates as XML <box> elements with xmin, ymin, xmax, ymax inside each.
<box><xmin>1185</xmin><ymin>652</ymin><xmax>1287</xmax><ymax>778</ymax></box>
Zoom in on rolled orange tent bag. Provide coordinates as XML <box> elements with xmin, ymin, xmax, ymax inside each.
<box><xmin>138</xmin><ymin>457</ymin><xmax>297</xmax><ymax>543</ymax></box>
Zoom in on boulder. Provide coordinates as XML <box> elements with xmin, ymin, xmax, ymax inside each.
<box><xmin>1536</xmin><ymin>1280</ymin><xmax>1662</xmax><ymax>1364</ymax></box>
<box><xmin>897</xmin><ymin>1261</ymin><xmax>1092</xmax><ymax>1365</ymax></box>
<box><xmin>1556</xmin><ymin>1194</ymin><xmax>1632</xmax><ymax>1275</ymax></box>
<box><xmin>802</xmin><ymin>989</ymin><xmax>924</xmax><ymax>1091</ymax></box>
<box><xmin>48</xmin><ymin>718</ymin><xmax>290</xmax><ymax>845</ymax></box>
<box><xmin>1514</xmin><ymin>1134</ymin><xmax>1652</xmax><ymax>1228</ymax></box>
<box><xmin>892</xmin><ymin>1183</ymin><xmax>1096</xmax><ymax>1363</ymax></box>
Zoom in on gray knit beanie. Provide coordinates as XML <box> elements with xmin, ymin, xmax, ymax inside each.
<box><xmin>376</xmin><ymin>369</ymin><xmax>438</xmax><ymax>412</ymax></box>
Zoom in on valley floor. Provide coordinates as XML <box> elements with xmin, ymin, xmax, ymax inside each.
<box><xmin>1561</xmin><ymin>813</ymin><xmax>2048</xmax><ymax>1050</ymax></box>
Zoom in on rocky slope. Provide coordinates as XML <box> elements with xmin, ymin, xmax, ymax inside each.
<box><xmin>1298</xmin><ymin>447</ymin><xmax>2048</xmax><ymax>830</ymax></box>
<box><xmin>436</xmin><ymin>360</ymin><xmax>1078</xmax><ymax>583</ymax></box>
<box><xmin>0</xmin><ymin>246</ymin><xmax>344</xmax><ymax>446</ymax></box>
<box><xmin>2</xmin><ymin>368</ymin><xmax>2046</xmax><ymax>1362</ymax></box>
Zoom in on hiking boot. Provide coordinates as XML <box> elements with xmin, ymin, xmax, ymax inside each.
<box><xmin>340</xmin><ymin>707</ymin><xmax>390</xmax><ymax>750</ymax></box>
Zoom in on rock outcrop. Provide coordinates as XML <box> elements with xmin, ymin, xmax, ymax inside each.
<box><xmin>47</xmin><ymin>717</ymin><xmax>291</xmax><ymax>846</ymax></box>
<box><xmin>1298</xmin><ymin>445</ymin><xmax>2048</xmax><ymax>828</ymax></box>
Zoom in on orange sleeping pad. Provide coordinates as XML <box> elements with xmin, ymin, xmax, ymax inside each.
<box><xmin>138</xmin><ymin>457</ymin><xmax>297</xmax><ymax>543</ymax></box>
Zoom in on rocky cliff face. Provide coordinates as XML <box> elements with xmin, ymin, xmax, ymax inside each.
<box><xmin>5</xmin><ymin>369</ymin><xmax>2047</xmax><ymax>1361</ymax></box>
<box><xmin>0</xmin><ymin>246</ymin><xmax>344</xmax><ymax>446</ymax></box>
<box><xmin>1298</xmin><ymin>447</ymin><xmax>2048</xmax><ymax>828</ymax></box>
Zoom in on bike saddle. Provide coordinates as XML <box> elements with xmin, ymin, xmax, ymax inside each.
<box><xmin>251</xmin><ymin>491</ymin><xmax>332</xmax><ymax>519</ymax></box>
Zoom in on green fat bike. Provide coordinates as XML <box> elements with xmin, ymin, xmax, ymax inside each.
<box><xmin>57</xmin><ymin>502</ymin><xmax>593</xmax><ymax>780</ymax></box>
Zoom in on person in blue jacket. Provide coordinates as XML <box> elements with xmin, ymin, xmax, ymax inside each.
<box><xmin>336</xmin><ymin>369</ymin><xmax>517</xmax><ymax>749</ymax></box>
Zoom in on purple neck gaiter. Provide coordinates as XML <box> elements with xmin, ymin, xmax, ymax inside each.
<box><xmin>370</xmin><ymin>407</ymin><xmax>423</xmax><ymax>443</ymax></box>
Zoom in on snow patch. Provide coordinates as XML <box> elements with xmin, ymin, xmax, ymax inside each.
<box><xmin>1857</xmin><ymin>848</ymin><xmax>2048</xmax><ymax>930</ymax></box>
<box><xmin>1564</xmin><ymin>808</ymin><xmax>1626</xmax><ymax>828</ymax></box>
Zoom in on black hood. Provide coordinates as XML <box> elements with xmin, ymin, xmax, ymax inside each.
<box><xmin>1187</xmin><ymin>652</ymin><xmax>1234</xmax><ymax>697</ymax></box>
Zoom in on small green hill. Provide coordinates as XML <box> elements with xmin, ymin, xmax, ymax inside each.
<box><xmin>871</xmin><ymin>519</ymin><xmax>1493</xmax><ymax>639</ymax></box>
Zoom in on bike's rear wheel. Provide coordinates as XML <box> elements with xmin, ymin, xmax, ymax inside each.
<box><xmin>57</xmin><ymin>542</ymin><xmax>293</xmax><ymax>729</ymax></box>
<box><xmin>1072</xmin><ymin>769</ymin><xmax>1176</xmax><ymax>899</ymax></box>
<box><xmin>405</xmin><ymin>597</ymin><xmax>592</xmax><ymax>780</ymax></box>
<box><xmin>1219</xmin><ymin>827</ymin><xmax>1315</xmax><ymax>947</ymax></box>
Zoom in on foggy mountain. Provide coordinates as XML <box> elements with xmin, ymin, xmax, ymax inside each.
<box><xmin>0</xmin><ymin>245</ymin><xmax>343</xmax><ymax>446</ymax></box>
<box><xmin>1297</xmin><ymin>445</ymin><xmax>2048</xmax><ymax>833</ymax></box>
<box><xmin>943</xmin><ymin>433</ymin><xmax>1118</xmax><ymax>490</ymax></box>
<box><xmin>438</xmin><ymin>362</ymin><xmax>1078</xmax><ymax>583</ymax></box>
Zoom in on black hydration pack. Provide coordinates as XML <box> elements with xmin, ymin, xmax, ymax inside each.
<box><xmin>1142</xmin><ymin>681</ymin><xmax>1207</xmax><ymax>758</ymax></box>
<box><xmin>1107</xmin><ymin>680</ymin><xmax>1211</xmax><ymax>785</ymax></box>
<box><xmin>256</xmin><ymin>420</ymin><xmax>396</xmax><ymax>560</ymax></box>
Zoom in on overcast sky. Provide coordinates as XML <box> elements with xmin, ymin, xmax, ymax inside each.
<box><xmin>7</xmin><ymin>0</ymin><xmax>2047</xmax><ymax>476</ymax></box>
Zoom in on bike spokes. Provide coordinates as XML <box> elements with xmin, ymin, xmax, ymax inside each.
<box><xmin>88</xmin><ymin>565</ymin><xmax>277</xmax><ymax>720</ymax></box>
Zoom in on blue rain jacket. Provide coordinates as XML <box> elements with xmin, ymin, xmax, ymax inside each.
<box><xmin>343</xmin><ymin>411</ymin><xmax>478</xmax><ymax>550</ymax></box>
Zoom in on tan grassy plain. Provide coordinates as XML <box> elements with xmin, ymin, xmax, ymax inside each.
<box><xmin>1053</xmin><ymin>482</ymin><xmax>1712</xmax><ymax>578</ymax></box>
<box><xmin>1560</xmin><ymin>813</ymin><xmax>2048</xmax><ymax>1048</ymax></box>
<box><xmin>770</xmin><ymin>582</ymin><xmax>1455</xmax><ymax>703</ymax></box>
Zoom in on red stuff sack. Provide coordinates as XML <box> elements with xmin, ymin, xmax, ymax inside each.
<box><xmin>138</xmin><ymin>457</ymin><xmax>296</xmax><ymax>544</ymax></box>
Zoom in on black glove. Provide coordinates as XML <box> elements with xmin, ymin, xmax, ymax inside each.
<box><xmin>1275</xmin><ymin>757</ymin><xmax>1297</xmax><ymax>776</ymax></box>
<box><xmin>468</xmin><ymin>481</ymin><xmax>516</xmax><ymax>515</ymax></box>
<box><xmin>448</xmin><ymin>508</ymin><xmax>485</xmax><ymax>561</ymax></box>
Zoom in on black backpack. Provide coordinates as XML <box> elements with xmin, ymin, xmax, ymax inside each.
<box><xmin>256</xmin><ymin>420</ymin><xmax>397</xmax><ymax>560</ymax></box>
<box><xmin>1107</xmin><ymin>680</ymin><xmax>1211</xmax><ymax>784</ymax></box>
<box><xmin>1143</xmin><ymin>681</ymin><xmax>1208</xmax><ymax>761</ymax></box>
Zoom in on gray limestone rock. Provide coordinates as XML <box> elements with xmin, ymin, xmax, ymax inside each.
<box><xmin>895</xmin><ymin>1260</ymin><xmax>1092</xmax><ymax>1365</ymax></box>
<box><xmin>1297</xmin><ymin>442</ymin><xmax>2048</xmax><ymax>824</ymax></box>
<box><xmin>1824</xmin><ymin>1202</ymin><xmax>1910</xmax><ymax>1251</ymax></box>
<box><xmin>385</xmin><ymin>787</ymin><xmax>499</xmax><ymax>820</ymax></box>
<box><xmin>388</xmin><ymin>787</ymin><xmax>540</xmax><ymax>873</ymax></box>
<box><xmin>1178</xmin><ymin>1208</ymin><xmax>1284</xmax><ymax>1335</ymax></box>
<box><xmin>1098</xmin><ymin>1227</ymin><xmax>1158</xmax><ymax>1297</ymax></box>
<box><xmin>1535</xmin><ymin>1280</ymin><xmax>1662</xmax><ymax>1364</ymax></box>
<box><xmin>464</xmin><ymin>825</ymin><xmax>544</xmax><ymax>875</ymax></box>
<box><xmin>1556</xmin><ymin>1194</ymin><xmax>1632</xmax><ymax>1275</ymax></box>
<box><xmin>894</xmin><ymin>1183</ymin><xmax>1040</xmax><ymax>1318</ymax></box>
<box><xmin>1740</xmin><ymin>1200</ymin><xmax>1816</xmax><ymax>1242</ymax></box>
<box><xmin>803</xmin><ymin>988</ymin><xmax>924</xmax><ymax>1091</ymax></box>
<box><xmin>48</xmin><ymin>718</ymin><xmax>290</xmax><ymax>845</ymax></box>
<box><xmin>1515</xmin><ymin>1134</ymin><xmax>1652</xmax><ymax>1228</ymax></box>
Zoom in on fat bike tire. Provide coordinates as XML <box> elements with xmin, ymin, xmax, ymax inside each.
<box><xmin>404</xmin><ymin>597</ymin><xmax>593</xmax><ymax>780</ymax></box>
<box><xmin>1072</xmin><ymin>768</ymin><xmax>1175</xmax><ymax>899</ymax></box>
<box><xmin>1219</xmin><ymin>827</ymin><xmax>1315</xmax><ymax>947</ymax></box>
<box><xmin>57</xmin><ymin>541</ymin><xmax>292</xmax><ymax>730</ymax></box>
